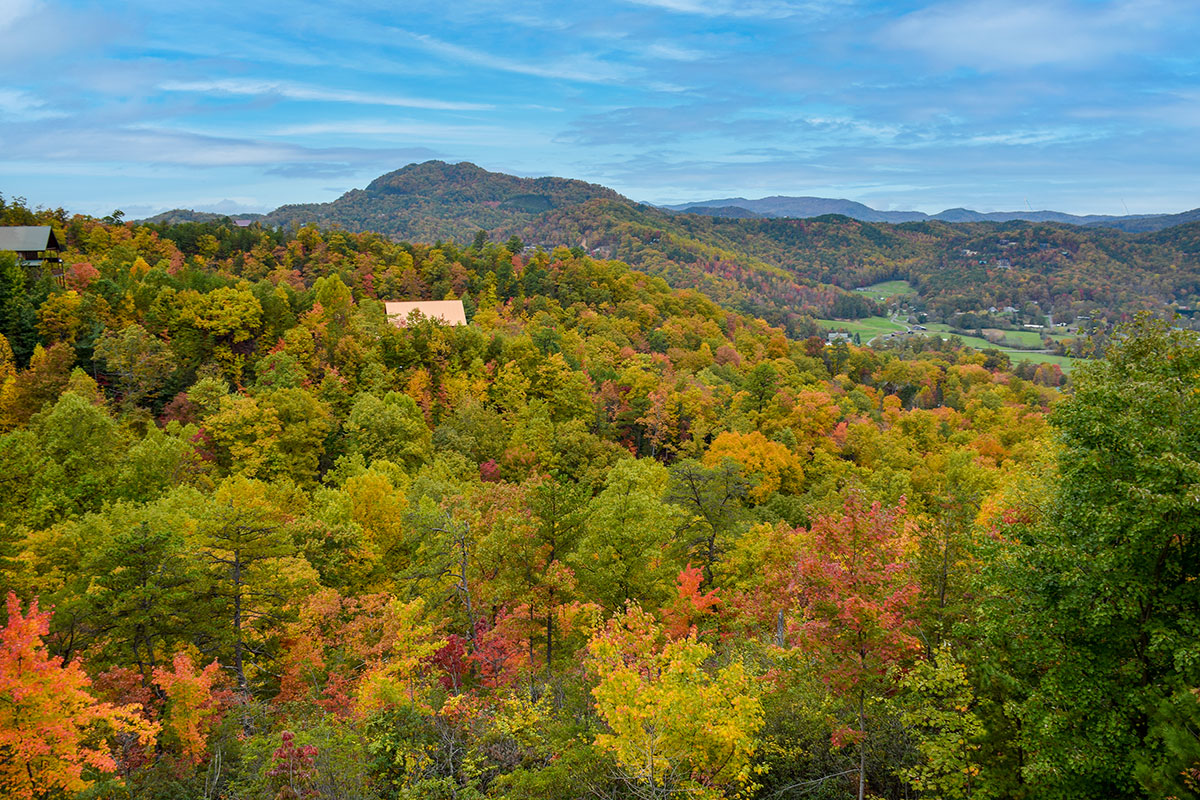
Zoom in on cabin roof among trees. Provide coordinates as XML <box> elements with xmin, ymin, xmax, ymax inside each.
<box><xmin>384</xmin><ymin>300</ymin><xmax>467</xmax><ymax>326</ymax></box>
<box><xmin>0</xmin><ymin>225</ymin><xmax>62</xmax><ymax>253</ymax></box>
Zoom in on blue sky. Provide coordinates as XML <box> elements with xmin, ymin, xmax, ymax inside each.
<box><xmin>2</xmin><ymin>0</ymin><xmax>1198</xmax><ymax>217</ymax></box>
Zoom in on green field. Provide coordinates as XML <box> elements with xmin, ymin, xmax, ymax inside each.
<box><xmin>926</xmin><ymin>323</ymin><xmax>1077</xmax><ymax>349</ymax></box>
<box><xmin>819</xmin><ymin>316</ymin><xmax>1081</xmax><ymax>371</ymax></box>
<box><xmin>817</xmin><ymin>316</ymin><xmax>907</xmax><ymax>339</ymax></box>
<box><xmin>989</xmin><ymin>328</ymin><xmax>1046</xmax><ymax>348</ymax></box>
<box><xmin>853</xmin><ymin>279</ymin><xmax>915</xmax><ymax>300</ymax></box>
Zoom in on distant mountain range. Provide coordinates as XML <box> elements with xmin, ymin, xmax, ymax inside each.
<box><xmin>661</xmin><ymin>196</ymin><xmax>1200</xmax><ymax>232</ymax></box>
<box><xmin>140</xmin><ymin>161</ymin><xmax>1199</xmax><ymax>235</ymax></box>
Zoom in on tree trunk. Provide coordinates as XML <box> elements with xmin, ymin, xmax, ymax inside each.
<box><xmin>232</xmin><ymin>548</ymin><xmax>246</xmax><ymax>694</ymax></box>
<box><xmin>858</xmin><ymin>687</ymin><xmax>866</xmax><ymax>800</ymax></box>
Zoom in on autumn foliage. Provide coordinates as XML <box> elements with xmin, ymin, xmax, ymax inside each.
<box><xmin>2</xmin><ymin>202</ymin><xmax>1187</xmax><ymax>800</ymax></box>
<box><xmin>0</xmin><ymin>592</ymin><xmax>157</xmax><ymax>800</ymax></box>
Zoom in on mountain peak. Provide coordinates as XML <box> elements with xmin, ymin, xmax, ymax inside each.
<box><xmin>363</xmin><ymin>160</ymin><xmax>621</xmax><ymax>208</ymax></box>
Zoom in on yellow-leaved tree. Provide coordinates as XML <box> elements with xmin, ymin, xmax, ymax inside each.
<box><xmin>587</xmin><ymin>605</ymin><xmax>763</xmax><ymax>799</ymax></box>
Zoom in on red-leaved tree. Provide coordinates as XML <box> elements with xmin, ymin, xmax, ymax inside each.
<box><xmin>791</xmin><ymin>498</ymin><xmax>921</xmax><ymax>800</ymax></box>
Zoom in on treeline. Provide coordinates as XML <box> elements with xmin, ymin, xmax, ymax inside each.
<box><xmin>0</xmin><ymin>205</ymin><xmax>1197</xmax><ymax>800</ymax></box>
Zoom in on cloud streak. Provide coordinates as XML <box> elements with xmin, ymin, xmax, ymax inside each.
<box><xmin>397</xmin><ymin>30</ymin><xmax>636</xmax><ymax>84</ymax></box>
<box><xmin>159</xmin><ymin>79</ymin><xmax>493</xmax><ymax>111</ymax></box>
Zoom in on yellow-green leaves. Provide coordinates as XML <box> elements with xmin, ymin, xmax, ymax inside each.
<box><xmin>588</xmin><ymin>605</ymin><xmax>763</xmax><ymax>799</ymax></box>
<box><xmin>899</xmin><ymin>645</ymin><xmax>990</xmax><ymax>800</ymax></box>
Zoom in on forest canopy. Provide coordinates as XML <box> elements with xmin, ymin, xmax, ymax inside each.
<box><xmin>0</xmin><ymin>200</ymin><xmax>1196</xmax><ymax>800</ymax></box>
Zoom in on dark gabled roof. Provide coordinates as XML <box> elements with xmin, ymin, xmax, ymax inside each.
<box><xmin>0</xmin><ymin>226</ymin><xmax>62</xmax><ymax>253</ymax></box>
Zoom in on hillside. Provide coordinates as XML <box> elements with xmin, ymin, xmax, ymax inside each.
<box><xmin>261</xmin><ymin>160</ymin><xmax>622</xmax><ymax>242</ymax></box>
<box><xmin>134</xmin><ymin>161</ymin><xmax>1200</xmax><ymax>335</ymax></box>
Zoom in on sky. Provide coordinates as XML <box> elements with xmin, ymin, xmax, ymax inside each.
<box><xmin>1</xmin><ymin>0</ymin><xmax>1198</xmax><ymax>217</ymax></box>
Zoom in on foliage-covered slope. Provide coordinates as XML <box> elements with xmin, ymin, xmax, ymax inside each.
<box><xmin>263</xmin><ymin>160</ymin><xmax>621</xmax><ymax>243</ymax></box>
<box><xmin>0</xmin><ymin>200</ymin><xmax>1090</xmax><ymax>799</ymax></box>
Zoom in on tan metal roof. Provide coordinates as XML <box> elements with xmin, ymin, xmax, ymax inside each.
<box><xmin>0</xmin><ymin>226</ymin><xmax>61</xmax><ymax>253</ymax></box>
<box><xmin>385</xmin><ymin>300</ymin><xmax>467</xmax><ymax>326</ymax></box>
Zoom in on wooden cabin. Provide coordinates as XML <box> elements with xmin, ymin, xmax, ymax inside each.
<box><xmin>0</xmin><ymin>225</ymin><xmax>63</xmax><ymax>267</ymax></box>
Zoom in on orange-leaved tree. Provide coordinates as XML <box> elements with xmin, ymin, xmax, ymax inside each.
<box><xmin>0</xmin><ymin>591</ymin><xmax>157</xmax><ymax>800</ymax></box>
<box><xmin>153</xmin><ymin>651</ymin><xmax>225</xmax><ymax>774</ymax></box>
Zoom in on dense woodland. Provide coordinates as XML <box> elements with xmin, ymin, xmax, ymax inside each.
<box><xmin>2</xmin><ymin>195</ymin><xmax>1199</xmax><ymax>800</ymax></box>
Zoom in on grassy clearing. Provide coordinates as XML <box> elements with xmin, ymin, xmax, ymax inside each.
<box><xmin>1006</xmin><ymin>352</ymin><xmax>1077</xmax><ymax>369</ymax></box>
<box><xmin>926</xmin><ymin>324</ymin><xmax>1061</xmax><ymax>350</ymax></box>
<box><xmin>853</xmin><ymin>279</ymin><xmax>915</xmax><ymax>300</ymax></box>
<box><xmin>817</xmin><ymin>316</ymin><xmax>1081</xmax><ymax>371</ymax></box>
<box><xmin>816</xmin><ymin>316</ymin><xmax>907</xmax><ymax>339</ymax></box>
<box><xmin>989</xmin><ymin>328</ymin><xmax>1046</xmax><ymax>348</ymax></box>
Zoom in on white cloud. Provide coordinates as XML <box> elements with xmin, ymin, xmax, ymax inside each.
<box><xmin>883</xmin><ymin>0</ymin><xmax>1174</xmax><ymax>71</ymax></box>
<box><xmin>0</xmin><ymin>124</ymin><xmax>432</xmax><ymax>169</ymax></box>
<box><xmin>963</xmin><ymin>127</ymin><xmax>1102</xmax><ymax>147</ymax></box>
<box><xmin>645</xmin><ymin>42</ymin><xmax>706</xmax><ymax>61</ymax></box>
<box><xmin>158</xmin><ymin>79</ymin><xmax>493</xmax><ymax>111</ymax></box>
<box><xmin>0</xmin><ymin>87</ymin><xmax>65</xmax><ymax>120</ymax></box>
<box><xmin>271</xmin><ymin>119</ymin><xmax>553</xmax><ymax>146</ymax></box>
<box><xmin>399</xmin><ymin>30</ymin><xmax>635</xmax><ymax>84</ymax></box>
<box><xmin>621</xmin><ymin>0</ymin><xmax>822</xmax><ymax>18</ymax></box>
<box><xmin>0</xmin><ymin>0</ymin><xmax>39</xmax><ymax>32</ymax></box>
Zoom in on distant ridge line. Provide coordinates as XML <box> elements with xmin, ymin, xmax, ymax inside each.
<box><xmin>661</xmin><ymin>195</ymin><xmax>1200</xmax><ymax>232</ymax></box>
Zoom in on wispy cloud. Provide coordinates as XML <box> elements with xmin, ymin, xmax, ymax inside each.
<box><xmin>0</xmin><ymin>88</ymin><xmax>65</xmax><ymax>120</ymax></box>
<box><xmin>272</xmin><ymin>119</ymin><xmax>553</xmax><ymax>147</ymax></box>
<box><xmin>1</xmin><ymin>122</ymin><xmax>437</xmax><ymax>170</ymax></box>
<box><xmin>398</xmin><ymin>30</ymin><xmax>635</xmax><ymax>84</ymax></box>
<box><xmin>159</xmin><ymin>79</ymin><xmax>492</xmax><ymax>111</ymax></box>
<box><xmin>0</xmin><ymin>0</ymin><xmax>39</xmax><ymax>32</ymax></box>
<box><xmin>621</xmin><ymin>0</ymin><xmax>826</xmax><ymax>18</ymax></box>
<box><xmin>644</xmin><ymin>42</ymin><xmax>706</xmax><ymax>61</ymax></box>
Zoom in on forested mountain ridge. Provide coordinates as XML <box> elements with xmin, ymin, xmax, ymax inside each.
<box><xmin>2</xmin><ymin>194</ymin><xmax>1199</xmax><ymax>799</ymax></box>
<box><xmin>663</xmin><ymin>193</ymin><xmax>1200</xmax><ymax>230</ymax></box>
<box><xmin>138</xmin><ymin>161</ymin><xmax>1200</xmax><ymax>332</ymax></box>
<box><xmin>264</xmin><ymin>160</ymin><xmax>623</xmax><ymax>241</ymax></box>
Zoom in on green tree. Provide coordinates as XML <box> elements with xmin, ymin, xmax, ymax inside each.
<box><xmin>93</xmin><ymin>323</ymin><xmax>177</xmax><ymax>407</ymax></box>
<box><xmin>263</xmin><ymin>387</ymin><xmax>332</xmax><ymax>486</ymax></box>
<box><xmin>667</xmin><ymin>458</ymin><xmax>749</xmax><ymax>589</ymax></box>
<box><xmin>984</xmin><ymin>316</ymin><xmax>1200</xmax><ymax>798</ymax></box>
<box><xmin>344</xmin><ymin>391</ymin><xmax>431</xmax><ymax>473</ymax></box>
<box><xmin>899</xmin><ymin>645</ymin><xmax>990</xmax><ymax>800</ymax></box>
<box><xmin>572</xmin><ymin>458</ymin><xmax>681</xmax><ymax>611</ymax></box>
<box><xmin>26</xmin><ymin>391</ymin><xmax>126</xmax><ymax>524</ymax></box>
<box><xmin>0</xmin><ymin>250</ymin><xmax>38</xmax><ymax>363</ymax></box>
<box><xmin>83</xmin><ymin>504</ymin><xmax>203</xmax><ymax>679</ymax></box>
<box><xmin>192</xmin><ymin>478</ymin><xmax>316</xmax><ymax>696</ymax></box>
